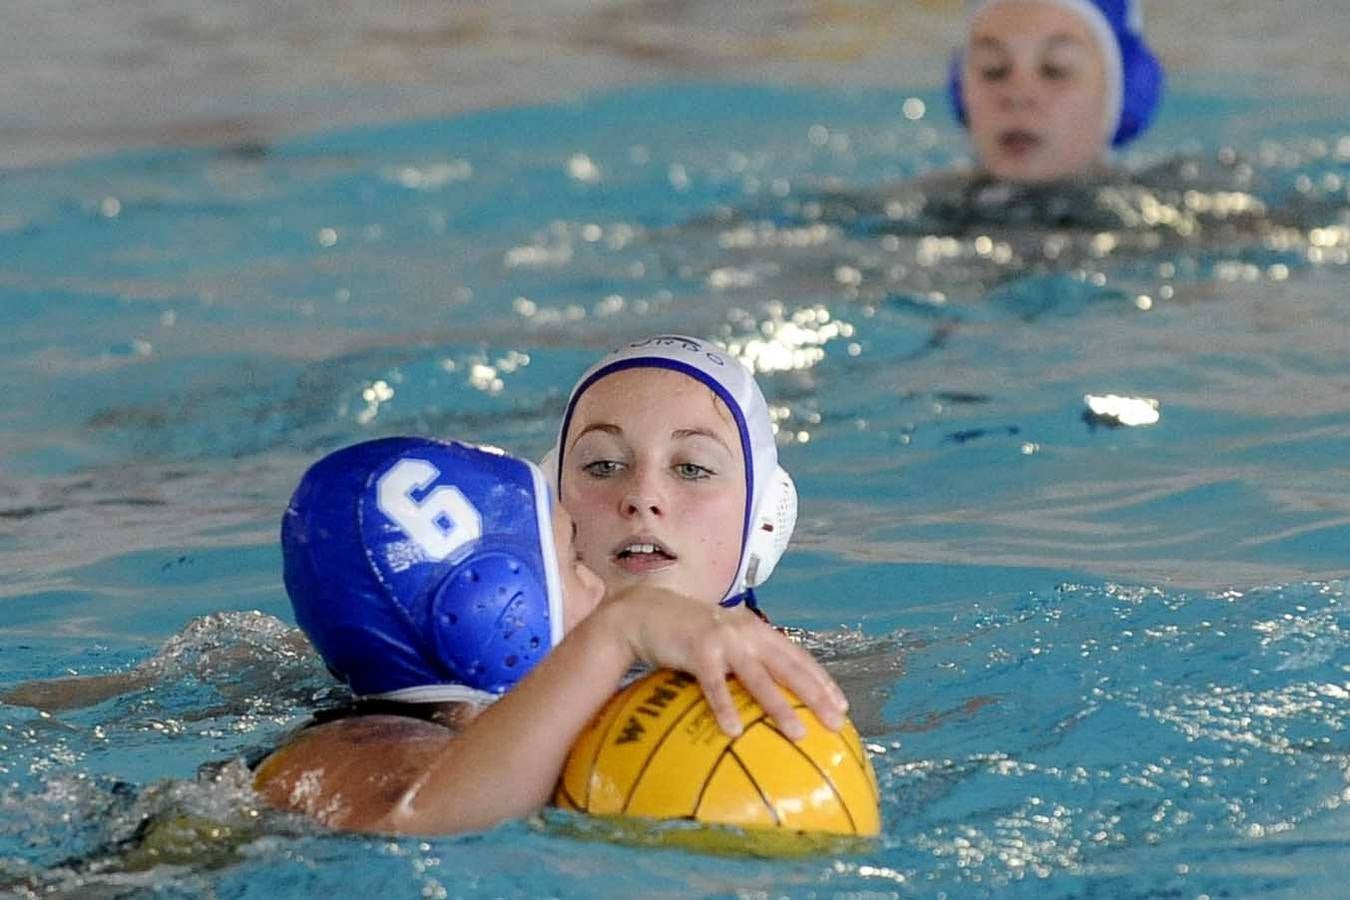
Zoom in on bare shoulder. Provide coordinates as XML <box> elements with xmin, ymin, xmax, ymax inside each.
<box><xmin>253</xmin><ymin>714</ymin><xmax>454</xmax><ymax>831</ymax></box>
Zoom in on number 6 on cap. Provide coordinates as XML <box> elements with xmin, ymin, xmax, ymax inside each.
<box><xmin>377</xmin><ymin>458</ymin><xmax>482</xmax><ymax>559</ymax></box>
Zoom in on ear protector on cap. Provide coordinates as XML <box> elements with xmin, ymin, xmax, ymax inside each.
<box><xmin>427</xmin><ymin>548</ymin><xmax>555</xmax><ymax>692</ymax></box>
<box><xmin>743</xmin><ymin>466</ymin><xmax>797</xmax><ymax>588</ymax></box>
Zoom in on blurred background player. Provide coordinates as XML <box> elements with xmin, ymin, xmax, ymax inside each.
<box><xmin>949</xmin><ymin>0</ymin><xmax>1163</xmax><ymax>182</ymax></box>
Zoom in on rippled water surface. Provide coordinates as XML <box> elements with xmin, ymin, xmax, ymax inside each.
<box><xmin>2</xmin><ymin>82</ymin><xmax>1348</xmax><ymax>897</ymax></box>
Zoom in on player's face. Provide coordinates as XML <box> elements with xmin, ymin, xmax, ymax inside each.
<box><xmin>962</xmin><ymin>0</ymin><xmax>1111</xmax><ymax>182</ymax></box>
<box><xmin>551</xmin><ymin>503</ymin><xmax>604</xmax><ymax>632</ymax></box>
<box><xmin>560</xmin><ymin>368</ymin><xmax>747</xmax><ymax>605</ymax></box>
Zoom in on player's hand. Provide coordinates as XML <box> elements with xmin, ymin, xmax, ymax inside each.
<box><xmin>602</xmin><ymin>587</ymin><xmax>849</xmax><ymax>740</ymax></box>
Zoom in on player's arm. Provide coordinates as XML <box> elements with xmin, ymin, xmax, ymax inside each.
<box><xmin>373</xmin><ymin>587</ymin><xmax>847</xmax><ymax>835</ymax></box>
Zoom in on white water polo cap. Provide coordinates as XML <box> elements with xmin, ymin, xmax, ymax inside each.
<box><xmin>549</xmin><ymin>335</ymin><xmax>797</xmax><ymax>607</ymax></box>
<box><xmin>949</xmin><ymin>0</ymin><xmax>1164</xmax><ymax>147</ymax></box>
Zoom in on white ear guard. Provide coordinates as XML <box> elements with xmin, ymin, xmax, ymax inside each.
<box><xmin>743</xmin><ymin>466</ymin><xmax>797</xmax><ymax>588</ymax></box>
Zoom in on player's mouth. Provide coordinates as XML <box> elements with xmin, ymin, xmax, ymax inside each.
<box><xmin>612</xmin><ymin>535</ymin><xmax>677</xmax><ymax>574</ymax></box>
<box><xmin>998</xmin><ymin>129</ymin><xmax>1042</xmax><ymax>157</ymax></box>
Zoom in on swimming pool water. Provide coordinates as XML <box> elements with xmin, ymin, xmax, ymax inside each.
<box><xmin>1</xmin><ymin>83</ymin><xmax>1348</xmax><ymax>897</ymax></box>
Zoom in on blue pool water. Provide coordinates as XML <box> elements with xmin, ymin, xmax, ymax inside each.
<box><xmin>2</xmin><ymin>83</ymin><xmax>1348</xmax><ymax>897</ymax></box>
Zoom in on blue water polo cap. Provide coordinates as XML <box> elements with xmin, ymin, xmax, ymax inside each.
<box><xmin>948</xmin><ymin>0</ymin><xmax>1164</xmax><ymax>148</ymax></box>
<box><xmin>281</xmin><ymin>436</ymin><xmax>564</xmax><ymax>703</ymax></box>
<box><xmin>549</xmin><ymin>335</ymin><xmax>795</xmax><ymax>607</ymax></box>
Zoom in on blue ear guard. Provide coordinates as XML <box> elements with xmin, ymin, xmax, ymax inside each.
<box><xmin>947</xmin><ymin>0</ymin><xmax>1164</xmax><ymax>148</ymax></box>
<box><xmin>427</xmin><ymin>550</ymin><xmax>553</xmax><ymax>689</ymax></box>
<box><xmin>281</xmin><ymin>437</ymin><xmax>564</xmax><ymax>701</ymax></box>
<box><xmin>1111</xmin><ymin>31</ymin><xmax>1163</xmax><ymax>146</ymax></box>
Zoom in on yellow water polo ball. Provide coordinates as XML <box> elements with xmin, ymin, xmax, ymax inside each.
<box><xmin>554</xmin><ymin>668</ymin><xmax>881</xmax><ymax>837</ymax></box>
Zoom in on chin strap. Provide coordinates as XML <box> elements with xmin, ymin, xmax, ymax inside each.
<box><xmin>719</xmin><ymin>587</ymin><xmax>769</xmax><ymax>623</ymax></box>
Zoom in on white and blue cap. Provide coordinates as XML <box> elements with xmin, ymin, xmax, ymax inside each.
<box><xmin>281</xmin><ymin>437</ymin><xmax>564</xmax><ymax>705</ymax></box>
<box><xmin>549</xmin><ymin>335</ymin><xmax>797</xmax><ymax>609</ymax></box>
<box><xmin>949</xmin><ymin>0</ymin><xmax>1164</xmax><ymax>147</ymax></box>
